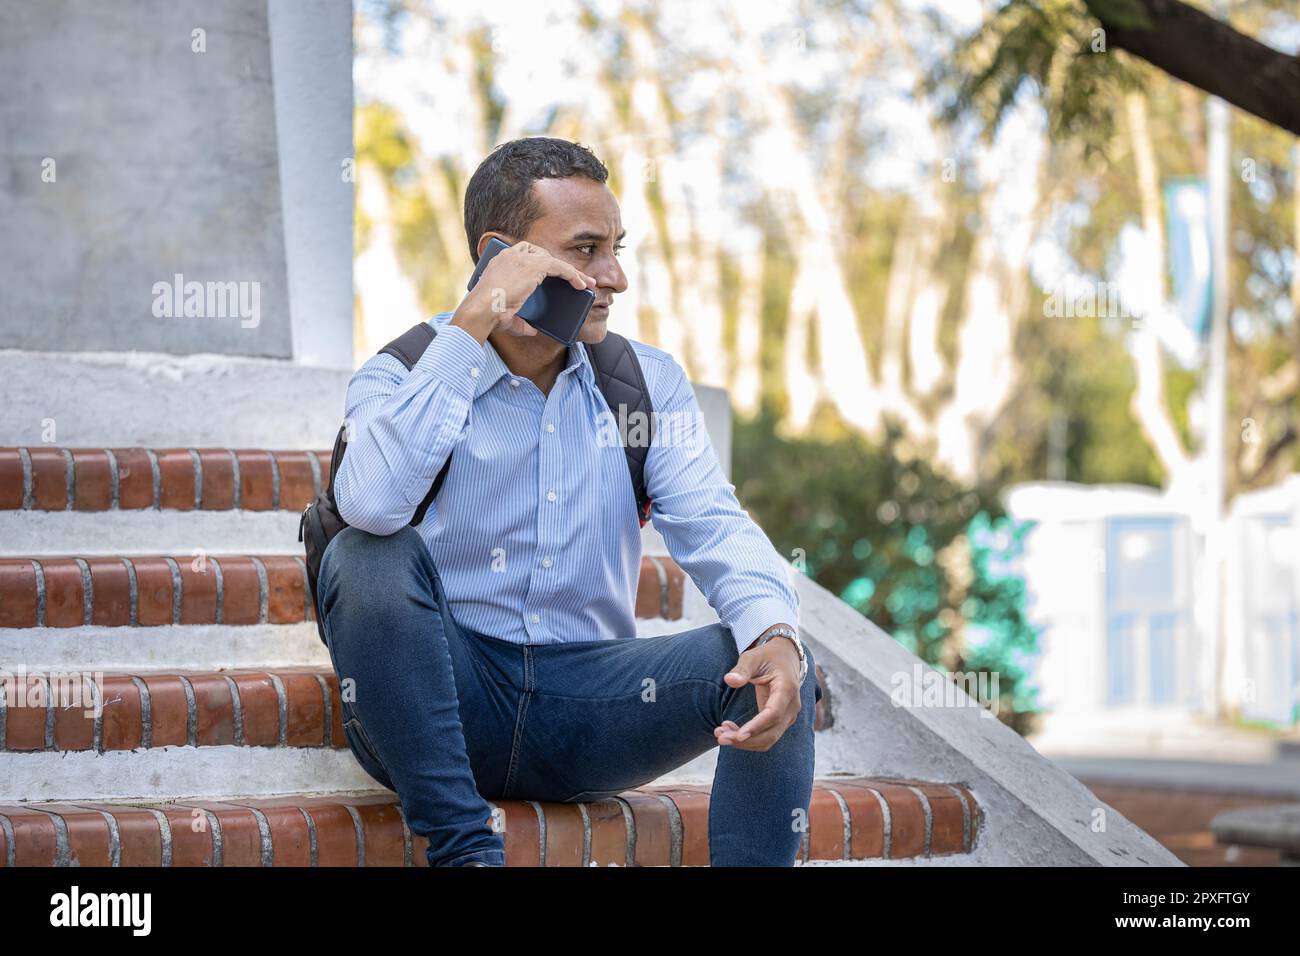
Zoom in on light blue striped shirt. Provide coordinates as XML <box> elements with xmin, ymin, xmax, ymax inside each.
<box><xmin>334</xmin><ymin>311</ymin><xmax>798</xmax><ymax>655</ymax></box>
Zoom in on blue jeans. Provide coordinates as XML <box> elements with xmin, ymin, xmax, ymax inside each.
<box><xmin>317</xmin><ymin>524</ymin><xmax>818</xmax><ymax>867</ymax></box>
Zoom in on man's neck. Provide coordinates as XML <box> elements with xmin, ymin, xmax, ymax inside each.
<box><xmin>488</xmin><ymin>330</ymin><xmax>569</xmax><ymax>397</ymax></box>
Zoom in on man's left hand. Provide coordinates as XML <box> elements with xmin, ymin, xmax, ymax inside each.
<box><xmin>714</xmin><ymin>629</ymin><xmax>802</xmax><ymax>751</ymax></box>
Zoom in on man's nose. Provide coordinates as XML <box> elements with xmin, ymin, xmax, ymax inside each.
<box><xmin>595</xmin><ymin>252</ymin><xmax>628</xmax><ymax>294</ymax></box>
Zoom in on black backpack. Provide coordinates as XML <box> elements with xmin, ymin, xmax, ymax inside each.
<box><xmin>299</xmin><ymin>319</ymin><xmax>655</xmax><ymax>645</ymax></box>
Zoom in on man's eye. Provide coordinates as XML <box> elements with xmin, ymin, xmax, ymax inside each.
<box><xmin>613</xmin><ymin>244</ymin><xmax>625</xmax><ymax>256</ymax></box>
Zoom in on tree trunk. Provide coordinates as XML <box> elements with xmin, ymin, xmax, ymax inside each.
<box><xmin>731</xmin><ymin>237</ymin><xmax>764</xmax><ymax>417</ymax></box>
<box><xmin>723</xmin><ymin>9</ymin><xmax>880</xmax><ymax>434</ymax></box>
<box><xmin>1088</xmin><ymin>0</ymin><xmax>1300</xmax><ymax>136</ymax></box>
<box><xmin>934</xmin><ymin>105</ymin><xmax>1044</xmax><ymax>481</ymax></box>
<box><xmin>1123</xmin><ymin>92</ymin><xmax>1195</xmax><ymax>487</ymax></box>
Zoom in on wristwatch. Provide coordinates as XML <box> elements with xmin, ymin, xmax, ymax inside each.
<box><xmin>754</xmin><ymin>624</ymin><xmax>808</xmax><ymax>685</ymax></box>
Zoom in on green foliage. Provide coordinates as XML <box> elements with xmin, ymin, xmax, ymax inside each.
<box><xmin>985</xmin><ymin>289</ymin><xmax>1166</xmax><ymax>487</ymax></box>
<box><xmin>929</xmin><ymin>0</ymin><xmax>1143</xmax><ymax>157</ymax></box>
<box><xmin>734</xmin><ymin>401</ymin><xmax>1041</xmax><ymax>732</ymax></box>
<box><xmin>959</xmin><ymin>512</ymin><xmax>1043</xmax><ymax>723</ymax></box>
<box><xmin>355</xmin><ymin>102</ymin><xmax>465</xmax><ymax>313</ymax></box>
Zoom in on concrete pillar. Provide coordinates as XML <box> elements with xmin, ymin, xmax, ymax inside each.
<box><xmin>0</xmin><ymin>0</ymin><xmax>352</xmax><ymax>366</ymax></box>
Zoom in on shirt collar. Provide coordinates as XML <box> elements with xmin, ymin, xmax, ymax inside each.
<box><xmin>434</xmin><ymin>312</ymin><xmax>596</xmax><ymax>399</ymax></box>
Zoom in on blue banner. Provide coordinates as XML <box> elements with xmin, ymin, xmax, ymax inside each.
<box><xmin>1163</xmin><ymin>177</ymin><xmax>1214</xmax><ymax>342</ymax></box>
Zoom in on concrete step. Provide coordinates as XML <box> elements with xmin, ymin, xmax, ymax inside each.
<box><xmin>0</xmin><ymin>509</ymin><xmax>306</xmax><ymax>559</ymax></box>
<box><xmin>0</xmin><ymin>622</ymin><xmax>332</xmax><ymax>673</ymax></box>
<box><xmin>0</xmin><ymin>777</ymin><xmax>981</xmax><ymax>866</ymax></box>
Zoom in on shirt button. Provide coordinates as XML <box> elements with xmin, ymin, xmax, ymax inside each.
<box><xmin>546</xmin><ymin>423</ymin><xmax>555</xmax><ymax>433</ymax></box>
<box><xmin>531</xmin><ymin>614</ymin><xmax>540</xmax><ymax>624</ymax></box>
<box><xmin>469</xmin><ymin>367</ymin><xmax>480</xmax><ymax>378</ymax></box>
<box><xmin>546</xmin><ymin>490</ymin><xmax>557</xmax><ymax>502</ymax></box>
<box><xmin>541</xmin><ymin>557</ymin><xmax>553</xmax><ymax>568</ymax></box>
<box><xmin>510</xmin><ymin>378</ymin><xmax>521</xmax><ymax>387</ymax></box>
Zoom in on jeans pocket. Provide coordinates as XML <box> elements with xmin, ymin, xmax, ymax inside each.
<box><xmin>343</xmin><ymin>716</ymin><xmax>395</xmax><ymax>790</ymax></box>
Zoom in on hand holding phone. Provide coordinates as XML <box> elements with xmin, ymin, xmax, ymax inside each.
<box><xmin>463</xmin><ymin>238</ymin><xmax>598</xmax><ymax>345</ymax></box>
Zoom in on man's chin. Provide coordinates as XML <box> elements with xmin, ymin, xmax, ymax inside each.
<box><xmin>578</xmin><ymin>315</ymin><xmax>610</xmax><ymax>344</ymax></box>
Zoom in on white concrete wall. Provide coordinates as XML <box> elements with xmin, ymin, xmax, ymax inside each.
<box><xmin>0</xmin><ymin>0</ymin><xmax>291</xmax><ymax>357</ymax></box>
<box><xmin>268</xmin><ymin>0</ymin><xmax>355</xmax><ymax>369</ymax></box>
<box><xmin>0</xmin><ymin>0</ymin><xmax>353</xmax><ymax>365</ymax></box>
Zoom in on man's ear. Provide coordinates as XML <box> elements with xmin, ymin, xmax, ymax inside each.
<box><xmin>476</xmin><ymin>232</ymin><xmax>515</xmax><ymax>260</ymax></box>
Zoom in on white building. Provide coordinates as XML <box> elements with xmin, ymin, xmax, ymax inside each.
<box><xmin>1008</xmin><ymin>477</ymin><xmax>1300</xmax><ymax>751</ymax></box>
<box><xmin>1225</xmin><ymin>476</ymin><xmax>1300</xmax><ymax>729</ymax></box>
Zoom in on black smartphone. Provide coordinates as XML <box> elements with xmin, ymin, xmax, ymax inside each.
<box><xmin>465</xmin><ymin>237</ymin><xmax>596</xmax><ymax>346</ymax></box>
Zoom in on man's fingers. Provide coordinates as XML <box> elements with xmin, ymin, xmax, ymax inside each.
<box><xmin>713</xmin><ymin>719</ymin><xmax>740</xmax><ymax>742</ymax></box>
<box><xmin>732</xmin><ymin>703</ymin><xmax>781</xmax><ymax>743</ymax></box>
<box><xmin>725</xmin><ymin>652</ymin><xmax>772</xmax><ymax>686</ymax></box>
<box><xmin>499</xmin><ymin>242</ymin><xmax>595</xmax><ymax>293</ymax></box>
<box><xmin>724</xmin><ymin>662</ymin><xmax>751</xmax><ymax>686</ymax></box>
<box><xmin>567</xmin><ymin>269</ymin><xmax>597</xmax><ymax>290</ymax></box>
<box><xmin>542</xmin><ymin>256</ymin><xmax>596</xmax><ymax>290</ymax></box>
<box><xmin>717</xmin><ymin>719</ymin><xmax>780</xmax><ymax>750</ymax></box>
<box><xmin>735</xmin><ymin>680</ymin><xmax>797</xmax><ymax>741</ymax></box>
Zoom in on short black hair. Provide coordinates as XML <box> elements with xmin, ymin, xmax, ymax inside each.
<box><xmin>463</xmin><ymin>137</ymin><xmax>609</xmax><ymax>263</ymax></box>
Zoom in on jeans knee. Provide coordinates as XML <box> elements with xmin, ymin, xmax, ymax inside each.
<box><xmin>319</xmin><ymin>524</ymin><xmax>430</xmax><ymax>625</ymax></box>
<box><xmin>323</xmin><ymin>524</ymin><xmax>422</xmax><ymax>586</ymax></box>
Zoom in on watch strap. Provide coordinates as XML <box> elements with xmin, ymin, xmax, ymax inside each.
<box><xmin>756</xmin><ymin>624</ymin><xmax>807</xmax><ymax>684</ymax></box>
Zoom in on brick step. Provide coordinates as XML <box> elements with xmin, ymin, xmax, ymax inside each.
<box><xmin>0</xmin><ymin>553</ymin><xmax>686</xmax><ymax>628</ymax></box>
<box><xmin>0</xmin><ymin>778</ymin><xmax>980</xmax><ymax>866</ymax></box>
<box><xmin>1</xmin><ymin>662</ymin><xmax>831</xmax><ymax>755</ymax></box>
<box><xmin>0</xmin><ymin>447</ymin><xmax>330</xmax><ymax>513</ymax></box>
<box><xmin>1</xmin><ymin>668</ymin><xmax>346</xmax><ymax>753</ymax></box>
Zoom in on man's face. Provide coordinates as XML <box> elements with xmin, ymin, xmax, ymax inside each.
<box><xmin>488</xmin><ymin>175</ymin><xmax>628</xmax><ymax>345</ymax></box>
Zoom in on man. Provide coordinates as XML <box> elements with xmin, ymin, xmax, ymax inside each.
<box><xmin>317</xmin><ymin>136</ymin><xmax>818</xmax><ymax>867</ymax></box>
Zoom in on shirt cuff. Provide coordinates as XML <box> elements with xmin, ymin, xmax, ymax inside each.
<box><xmin>728</xmin><ymin>599</ymin><xmax>800</xmax><ymax>656</ymax></box>
<box><xmin>412</xmin><ymin>320</ymin><xmax>488</xmax><ymax>401</ymax></box>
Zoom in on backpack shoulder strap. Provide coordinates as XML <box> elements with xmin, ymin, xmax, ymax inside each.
<box><xmin>585</xmin><ymin>332</ymin><xmax>655</xmax><ymax>525</ymax></box>
<box><xmin>381</xmin><ymin>320</ymin><xmax>452</xmax><ymax>526</ymax></box>
<box><xmin>379</xmin><ymin>320</ymin><xmax>437</xmax><ymax>369</ymax></box>
<box><xmin>327</xmin><ymin>320</ymin><xmax>450</xmax><ymax>526</ymax></box>
<box><xmin>327</xmin><ymin>321</ymin><xmax>439</xmax><ymax>496</ymax></box>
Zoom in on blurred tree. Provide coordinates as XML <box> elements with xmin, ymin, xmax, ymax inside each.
<box><xmin>934</xmin><ymin>0</ymin><xmax>1300</xmax><ymax>496</ymax></box>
